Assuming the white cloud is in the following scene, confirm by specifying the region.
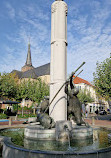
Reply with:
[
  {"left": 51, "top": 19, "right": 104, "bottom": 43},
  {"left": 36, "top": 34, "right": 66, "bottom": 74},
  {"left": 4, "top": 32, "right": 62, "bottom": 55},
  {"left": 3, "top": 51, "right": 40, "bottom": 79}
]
[
  {"left": 18, "top": 4, "right": 49, "bottom": 22},
  {"left": 5, "top": 2, "right": 15, "bottom": 20},
  {"left": 1, "top": 0, "right": 111, "bottom": 83},
  {"left": 67, "top": 9, "right": 111, "bottom": 81}
]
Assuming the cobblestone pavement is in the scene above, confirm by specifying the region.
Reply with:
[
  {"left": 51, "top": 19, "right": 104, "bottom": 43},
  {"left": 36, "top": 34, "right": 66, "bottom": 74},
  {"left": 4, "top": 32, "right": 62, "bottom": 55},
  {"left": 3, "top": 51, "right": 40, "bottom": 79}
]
[
  {"left": 0, "top": 118, "right": 111, "bottom": 129},
  {"left": 0, "top": 120, "right": 28, "bottom": 129},
  {"left": 85, "top": 118, "right": 111, "bottom": 128},
  {"left": 0, "top": 120, "right": 24, "bottom": 126}
]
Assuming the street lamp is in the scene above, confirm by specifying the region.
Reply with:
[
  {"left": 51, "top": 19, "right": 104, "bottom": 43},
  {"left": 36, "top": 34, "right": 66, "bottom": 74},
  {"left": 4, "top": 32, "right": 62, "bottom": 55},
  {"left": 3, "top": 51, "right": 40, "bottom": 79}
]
[{"left": 21, "top": 99, "right": 25, "bottom": 117}]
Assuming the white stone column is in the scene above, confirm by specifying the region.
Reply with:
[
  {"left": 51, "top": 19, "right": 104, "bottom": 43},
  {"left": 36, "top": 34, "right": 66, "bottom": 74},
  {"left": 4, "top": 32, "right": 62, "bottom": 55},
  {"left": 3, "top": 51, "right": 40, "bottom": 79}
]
[{"left": 49, "top": 0, "right": 68, "bottom": 122}]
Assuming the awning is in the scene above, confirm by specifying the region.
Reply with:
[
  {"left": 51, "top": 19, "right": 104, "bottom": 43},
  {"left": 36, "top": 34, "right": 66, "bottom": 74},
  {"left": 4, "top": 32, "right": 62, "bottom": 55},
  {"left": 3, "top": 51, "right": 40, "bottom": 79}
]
[{"left": 0, "top": 100, "right": 20, "bottom": 104}]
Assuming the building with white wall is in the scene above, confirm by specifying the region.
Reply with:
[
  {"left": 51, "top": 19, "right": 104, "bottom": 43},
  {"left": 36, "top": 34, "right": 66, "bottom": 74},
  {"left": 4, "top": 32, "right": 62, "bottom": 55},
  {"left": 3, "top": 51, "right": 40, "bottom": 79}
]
[{"left": 73, "top": 76, "right": 109, "bottom": 113}]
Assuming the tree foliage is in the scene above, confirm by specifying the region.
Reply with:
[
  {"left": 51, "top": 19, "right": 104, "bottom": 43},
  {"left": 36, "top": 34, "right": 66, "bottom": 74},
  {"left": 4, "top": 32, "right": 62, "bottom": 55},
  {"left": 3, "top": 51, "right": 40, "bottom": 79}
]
[
  {"left": 93, "top": 57, "right": 111, "bottom": 100},
  {"left": 0, "top": 73, "right": 18, "bottom": 99},
  {"left": 77, "top": 89, "right": 94, "bottom": 103},
  {"left": 0, "top": 73, "right": 49, "bottom": 103},
  {"left": 17, "top": 78, "right": 49, "bottom": 103}
]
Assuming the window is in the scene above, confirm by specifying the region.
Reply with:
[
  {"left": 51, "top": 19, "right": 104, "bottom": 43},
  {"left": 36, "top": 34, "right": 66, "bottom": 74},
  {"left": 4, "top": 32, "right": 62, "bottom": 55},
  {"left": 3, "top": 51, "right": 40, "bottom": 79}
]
[{"left": 90, "top": 106, "right": 92, "bottom": 113}]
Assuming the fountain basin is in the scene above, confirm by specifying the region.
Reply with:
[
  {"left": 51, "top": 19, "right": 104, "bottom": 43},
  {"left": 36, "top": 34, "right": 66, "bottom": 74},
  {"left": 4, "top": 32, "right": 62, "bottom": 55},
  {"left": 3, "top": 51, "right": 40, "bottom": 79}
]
[
  {"left": 24, "top": 121, "right": 93, "bottom": 142},
  {"left": 2, "top": 136, "right": 111, "bottom": 158},
  {"left": 1, "top": 127, "right": 111, "bottom": 158},
  {"left": 71, "top": 125, "right": 93, "bottom": 140},
  {"left": 24, "top": 126, "right": 56, "bottom": 140}
]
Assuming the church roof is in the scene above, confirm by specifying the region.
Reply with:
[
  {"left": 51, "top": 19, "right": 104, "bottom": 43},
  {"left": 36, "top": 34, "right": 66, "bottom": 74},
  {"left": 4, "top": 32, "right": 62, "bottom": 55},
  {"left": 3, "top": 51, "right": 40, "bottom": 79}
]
[
  {"left": 11, "top": 42, "right": 50, "bottom": 79},
  {"left": 12, "top": 63, "right": 50, "bottom": 79},
  {"left": 34, "top": 63, "right": 50, "bottom": 77},
  {"left": 21, "top": 68, "right": 37, "bottom": 79},
  {"left": 11, "top": 70, "right": 23, "bottom": 78}
]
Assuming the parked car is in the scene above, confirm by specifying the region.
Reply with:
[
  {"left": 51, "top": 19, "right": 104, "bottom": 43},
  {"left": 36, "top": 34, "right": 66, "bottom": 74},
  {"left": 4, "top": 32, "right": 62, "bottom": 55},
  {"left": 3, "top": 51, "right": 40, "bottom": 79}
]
[{"left": 99, "top": 110, "right": 107, "bottom": 115}]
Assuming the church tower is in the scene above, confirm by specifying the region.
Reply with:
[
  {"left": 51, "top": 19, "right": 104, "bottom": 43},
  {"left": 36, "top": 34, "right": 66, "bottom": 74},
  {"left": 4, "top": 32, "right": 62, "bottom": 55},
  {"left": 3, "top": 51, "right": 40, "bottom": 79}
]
[{"left": 21, "top": 42, "right": 34, "bottom": 72}]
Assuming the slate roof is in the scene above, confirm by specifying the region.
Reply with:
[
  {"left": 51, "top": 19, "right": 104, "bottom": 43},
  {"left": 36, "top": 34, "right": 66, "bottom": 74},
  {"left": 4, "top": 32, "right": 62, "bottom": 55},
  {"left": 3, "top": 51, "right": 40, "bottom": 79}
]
[
  {"left": 11, "top": 70, "right": 23, "bottom": 78},
  {"left": 34, "top": 63, "right": 50, "bottom": 77},
  {"left": 11, "top": 63, "right": 50, "bottom": 79},
  {"left": 21, "top": 68, "right": 37, "bottom": 79}
]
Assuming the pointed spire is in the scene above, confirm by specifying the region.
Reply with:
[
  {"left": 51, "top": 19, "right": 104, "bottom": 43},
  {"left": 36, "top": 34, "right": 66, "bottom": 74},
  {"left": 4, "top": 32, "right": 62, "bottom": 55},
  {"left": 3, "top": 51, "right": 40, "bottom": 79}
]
[
  {"left": 25, "top": 40, "right": 32, "bottom": 66},
  {"left": 21, "top": 39, "right": 34, "bottom": 72}
]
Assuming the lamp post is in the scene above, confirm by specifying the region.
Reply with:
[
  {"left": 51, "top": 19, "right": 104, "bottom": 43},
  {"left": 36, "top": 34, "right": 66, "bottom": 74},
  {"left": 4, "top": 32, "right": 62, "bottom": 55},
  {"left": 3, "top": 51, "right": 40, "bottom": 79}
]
[{"left": 21, "top": 99, "right": 25, "bottom": 117}]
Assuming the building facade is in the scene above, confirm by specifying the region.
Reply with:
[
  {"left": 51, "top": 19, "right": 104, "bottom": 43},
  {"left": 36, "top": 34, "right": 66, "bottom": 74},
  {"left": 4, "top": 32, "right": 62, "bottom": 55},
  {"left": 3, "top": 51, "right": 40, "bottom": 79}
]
[{"left": 73, "top": 77, "right": 109, "bottom": 113}]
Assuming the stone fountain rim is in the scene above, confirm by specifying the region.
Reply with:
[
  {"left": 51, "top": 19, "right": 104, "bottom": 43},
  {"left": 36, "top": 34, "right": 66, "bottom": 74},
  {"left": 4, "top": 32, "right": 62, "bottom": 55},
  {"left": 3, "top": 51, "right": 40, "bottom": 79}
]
[{"left": 2, "top": 136, "right": 111, "bottom": 156}]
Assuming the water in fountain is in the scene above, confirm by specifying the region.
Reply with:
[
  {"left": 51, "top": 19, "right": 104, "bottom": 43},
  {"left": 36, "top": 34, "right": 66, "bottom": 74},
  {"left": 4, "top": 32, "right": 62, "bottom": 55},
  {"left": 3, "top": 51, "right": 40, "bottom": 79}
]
[
  {"left": 1, "top": 127, "right": 111, "bottom": 152},
  {"left": 66, "top": 127, "right": 77, "bottom": 152}
]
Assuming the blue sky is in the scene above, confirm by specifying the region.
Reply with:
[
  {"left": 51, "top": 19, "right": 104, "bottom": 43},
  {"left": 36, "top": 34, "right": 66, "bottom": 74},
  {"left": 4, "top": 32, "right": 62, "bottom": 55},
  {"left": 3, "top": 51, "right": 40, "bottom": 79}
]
[{"left": 0, "top": 0, "right": 111, "bottom": 82}]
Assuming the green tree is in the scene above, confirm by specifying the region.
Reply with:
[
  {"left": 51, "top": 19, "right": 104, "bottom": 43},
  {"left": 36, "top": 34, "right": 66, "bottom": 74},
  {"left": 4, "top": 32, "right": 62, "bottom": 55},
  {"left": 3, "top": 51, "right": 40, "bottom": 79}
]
[
  {"left": 77, "top": 89, "right": 94, "bottom": 103},
  {"left": 31, "top": 78, "right": 49, "bottom": 103},
  {"left": 16, "top": 78, "right": 49, "bottom": 103},
  {"left": 0, "top": 73, "right": 18, "bottom": 99},
  {"left": 93, "top": 57, "right": 111, "bottom": 100},
  {"left": 0, "top": 73, "right": 2, "bottom": 96},
  {"left": 0, "top": 73, "right": 49, "bottom": 104}
]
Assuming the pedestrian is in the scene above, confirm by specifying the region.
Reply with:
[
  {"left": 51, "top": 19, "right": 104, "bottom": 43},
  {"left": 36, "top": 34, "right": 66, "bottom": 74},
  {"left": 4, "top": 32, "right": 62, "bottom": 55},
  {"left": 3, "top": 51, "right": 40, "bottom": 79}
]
[{"left": 85, "top": 110, "right": 88, "bottom": 118}]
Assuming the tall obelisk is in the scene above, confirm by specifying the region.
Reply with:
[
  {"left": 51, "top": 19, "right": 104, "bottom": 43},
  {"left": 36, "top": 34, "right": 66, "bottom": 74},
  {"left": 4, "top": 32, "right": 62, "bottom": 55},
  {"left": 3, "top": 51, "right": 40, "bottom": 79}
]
[{"left": 49, "top": 0, "right": 68, "bottom": 122}]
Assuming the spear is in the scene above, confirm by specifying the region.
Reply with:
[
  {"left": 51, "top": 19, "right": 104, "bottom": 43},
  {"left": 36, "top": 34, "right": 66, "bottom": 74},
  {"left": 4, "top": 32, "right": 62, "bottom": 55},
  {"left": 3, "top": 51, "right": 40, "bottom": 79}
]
[
  {"left": 49, "top": 69, "right": 83, "bottom": 115},
  {"left": 43, "top": 62, "right": 86, "bottom": 114}
]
